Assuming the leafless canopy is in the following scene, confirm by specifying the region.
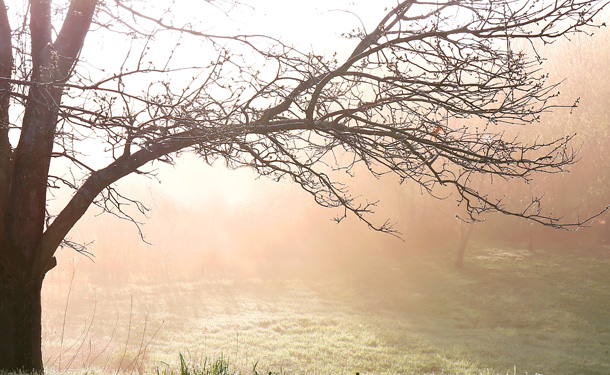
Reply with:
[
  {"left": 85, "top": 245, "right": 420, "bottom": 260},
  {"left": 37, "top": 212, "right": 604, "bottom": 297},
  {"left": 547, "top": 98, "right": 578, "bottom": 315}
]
[{"left": 3, "top": 0, "right": 609, "bottom": 258}]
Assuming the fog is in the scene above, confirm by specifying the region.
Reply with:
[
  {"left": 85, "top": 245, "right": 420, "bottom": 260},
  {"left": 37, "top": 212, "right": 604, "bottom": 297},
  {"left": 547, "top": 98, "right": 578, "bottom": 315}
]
[{"left": 39, "top": 4, "right": 610, "bottom": 375}]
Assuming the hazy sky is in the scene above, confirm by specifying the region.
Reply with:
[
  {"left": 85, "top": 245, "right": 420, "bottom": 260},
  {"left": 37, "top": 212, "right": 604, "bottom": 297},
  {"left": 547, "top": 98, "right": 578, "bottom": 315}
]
[
  {"left": 109, "top": 1, "right": 393, "bottom": 210},
  {"left": 32, "top": 1, "right": 607, "bottom": 272}
]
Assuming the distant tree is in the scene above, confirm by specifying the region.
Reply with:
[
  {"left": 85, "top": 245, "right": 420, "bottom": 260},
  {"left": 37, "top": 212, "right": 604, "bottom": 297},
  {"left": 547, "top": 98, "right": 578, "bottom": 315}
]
[{"left": 1, "top": 0, "right": 608, "bottom": 371}]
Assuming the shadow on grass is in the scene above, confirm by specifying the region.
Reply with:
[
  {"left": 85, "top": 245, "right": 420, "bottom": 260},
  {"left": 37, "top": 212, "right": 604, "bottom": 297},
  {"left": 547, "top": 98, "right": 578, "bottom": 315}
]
[{"left": 335, "top": 244, "right": 610, "bottom": 374}]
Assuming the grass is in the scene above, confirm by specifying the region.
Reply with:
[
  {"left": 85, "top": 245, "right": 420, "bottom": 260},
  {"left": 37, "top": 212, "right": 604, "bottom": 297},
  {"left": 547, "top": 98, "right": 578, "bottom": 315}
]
[
  {"left": 156, "top": 353, "right": 232, "bottom": 375},
  {"left": 40, "top": 242, "right": 610, "bottom": 374}
]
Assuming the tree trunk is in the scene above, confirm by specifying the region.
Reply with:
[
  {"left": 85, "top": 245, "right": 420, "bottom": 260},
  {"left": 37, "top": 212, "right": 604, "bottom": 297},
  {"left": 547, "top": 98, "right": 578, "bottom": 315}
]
[
  {"left": 527, "top": 223, "right": 535, "bottom": 252},
  {"left": 455, "top": 222, "right": 474, "bottom": 269},
  {"left": 0, "top": 266, "right": 44, "bottom": 372}
]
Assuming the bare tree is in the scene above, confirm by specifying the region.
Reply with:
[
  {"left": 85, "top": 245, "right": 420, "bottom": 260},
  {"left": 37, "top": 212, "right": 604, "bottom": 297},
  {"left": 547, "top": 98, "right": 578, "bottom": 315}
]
[{"left": 0, "top": 0, "right": 608, "bottom": 371}]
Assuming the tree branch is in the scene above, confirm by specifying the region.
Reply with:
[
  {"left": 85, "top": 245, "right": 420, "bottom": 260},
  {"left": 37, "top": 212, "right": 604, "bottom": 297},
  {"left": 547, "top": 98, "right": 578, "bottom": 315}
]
[{"left": 54, "top": 0, "right": 98, "bottom": 80}]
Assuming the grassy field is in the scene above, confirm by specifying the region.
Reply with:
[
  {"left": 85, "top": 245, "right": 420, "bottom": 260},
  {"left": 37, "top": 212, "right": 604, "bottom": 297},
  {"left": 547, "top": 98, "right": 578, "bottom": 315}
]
[{"left": 41, "top": 242, "right": 610, "bottom": 375}]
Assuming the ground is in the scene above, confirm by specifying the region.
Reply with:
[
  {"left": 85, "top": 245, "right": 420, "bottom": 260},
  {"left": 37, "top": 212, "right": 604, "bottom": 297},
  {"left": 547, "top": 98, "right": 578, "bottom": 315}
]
[{"left": 41, "top": 242, "right": 610, "bottom": 375}]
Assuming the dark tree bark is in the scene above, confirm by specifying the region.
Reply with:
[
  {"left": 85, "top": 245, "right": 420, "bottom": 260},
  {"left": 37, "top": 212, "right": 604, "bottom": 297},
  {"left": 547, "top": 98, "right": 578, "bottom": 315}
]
[{"left": 0, "top": 269, "right": 44, "bottom": 371}]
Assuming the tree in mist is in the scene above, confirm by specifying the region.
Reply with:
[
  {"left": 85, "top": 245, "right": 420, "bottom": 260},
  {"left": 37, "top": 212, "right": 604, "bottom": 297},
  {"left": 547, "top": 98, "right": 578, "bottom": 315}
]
[{"left": 0, "top": 0, "right": 608, "bottom": 371}]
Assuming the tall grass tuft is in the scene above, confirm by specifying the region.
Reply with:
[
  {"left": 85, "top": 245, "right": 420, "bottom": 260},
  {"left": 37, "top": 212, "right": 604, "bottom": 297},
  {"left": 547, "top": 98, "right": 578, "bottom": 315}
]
[
  {"left": 156, "top": 353, "right": 233, "bottom": 375},
  {"left": 155, "top": 353, "right": 285, "bottom": 375}
]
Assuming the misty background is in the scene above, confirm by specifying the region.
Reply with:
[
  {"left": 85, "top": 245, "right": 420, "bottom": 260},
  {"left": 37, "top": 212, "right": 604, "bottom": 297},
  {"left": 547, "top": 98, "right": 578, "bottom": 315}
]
[
  {"left": 39, "top": 3, "right": 610, "bottom": 374},
  {"left": 53, "top": 23, "right": 610, "bottom": 278}
]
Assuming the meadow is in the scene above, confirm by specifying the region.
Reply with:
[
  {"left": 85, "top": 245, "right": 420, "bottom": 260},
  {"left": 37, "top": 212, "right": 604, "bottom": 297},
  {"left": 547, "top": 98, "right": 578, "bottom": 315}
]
[{"left": 40, "top": 242, "right": 610, "bottom": 375}]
